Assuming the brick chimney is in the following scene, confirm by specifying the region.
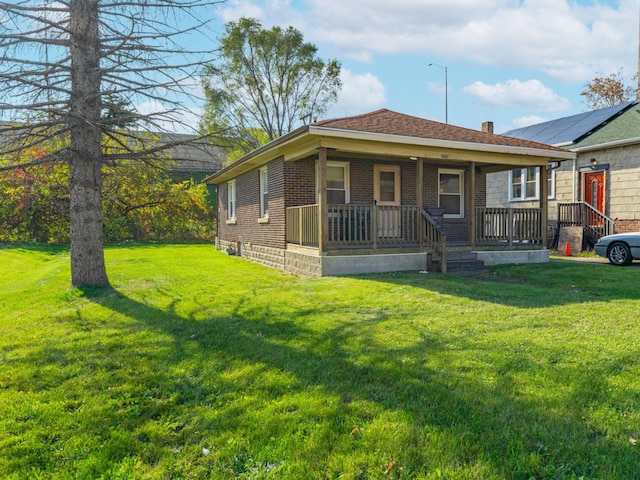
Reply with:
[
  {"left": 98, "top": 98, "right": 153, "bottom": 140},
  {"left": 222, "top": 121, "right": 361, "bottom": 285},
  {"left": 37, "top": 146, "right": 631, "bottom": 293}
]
[{"left": 482, "top": 121, "right": 494, "bottom": 134}]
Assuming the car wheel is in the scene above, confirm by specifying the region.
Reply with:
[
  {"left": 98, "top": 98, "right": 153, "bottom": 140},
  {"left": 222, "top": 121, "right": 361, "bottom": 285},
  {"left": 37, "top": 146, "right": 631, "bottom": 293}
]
[{"left": 608, "top": 242, "right": 632, "bottom": 266}]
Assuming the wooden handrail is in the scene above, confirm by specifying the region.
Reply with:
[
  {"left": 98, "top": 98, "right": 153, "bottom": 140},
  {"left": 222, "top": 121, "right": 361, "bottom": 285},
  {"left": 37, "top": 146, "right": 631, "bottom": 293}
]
[{"left": 421, "top": 209, "right": 447, "bottom": 274}]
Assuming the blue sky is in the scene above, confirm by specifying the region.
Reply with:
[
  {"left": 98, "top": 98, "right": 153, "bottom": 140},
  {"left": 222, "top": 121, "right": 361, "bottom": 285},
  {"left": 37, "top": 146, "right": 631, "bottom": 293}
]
[{"left": 193, "top": 0, "right": 640, "bottom": 134}]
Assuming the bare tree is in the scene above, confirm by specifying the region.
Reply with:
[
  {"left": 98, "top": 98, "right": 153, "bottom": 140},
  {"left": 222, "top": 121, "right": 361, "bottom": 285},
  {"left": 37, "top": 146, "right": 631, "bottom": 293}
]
[
  {"left": 581, "top": 69, "right": 636, "bottom": 110},
  {"left": 0, "top": 0, "right": 222, "bottom": 287}
]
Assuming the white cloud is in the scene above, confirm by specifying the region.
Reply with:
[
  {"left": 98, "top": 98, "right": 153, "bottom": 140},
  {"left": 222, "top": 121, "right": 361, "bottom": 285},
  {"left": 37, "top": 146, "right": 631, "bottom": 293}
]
[
  {"left": 464, "top": 79, "right": 571, "bottom": 113},
  {"left": 218, "top": 0, "right": 638, "bottom": 83},
  {"left": 329, "top": 69, "right": 386, "bottom": 117},
  {"left": 215, "top": 0, "right": 265, "bottom": 22}
]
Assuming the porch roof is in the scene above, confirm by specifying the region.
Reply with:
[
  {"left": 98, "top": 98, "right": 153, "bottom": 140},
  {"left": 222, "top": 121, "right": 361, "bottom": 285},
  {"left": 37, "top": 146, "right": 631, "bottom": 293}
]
[{"left": 205, "top": 109, "right": 575, "bottom": 184}]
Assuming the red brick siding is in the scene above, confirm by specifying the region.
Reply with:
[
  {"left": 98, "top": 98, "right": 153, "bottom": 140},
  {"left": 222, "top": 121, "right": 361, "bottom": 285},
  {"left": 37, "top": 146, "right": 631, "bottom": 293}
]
[
  {"left": 615, "top": 220, "right": 640, "bottom": 233},
  {"left": 218, "top": 154, "right": 487, "bottom": 245},
  {"left": 284, "top": 157, "right": 316, "bottom": 206},
  {"left": 218, "top": 158, "right": 286, "bottom": 249}
]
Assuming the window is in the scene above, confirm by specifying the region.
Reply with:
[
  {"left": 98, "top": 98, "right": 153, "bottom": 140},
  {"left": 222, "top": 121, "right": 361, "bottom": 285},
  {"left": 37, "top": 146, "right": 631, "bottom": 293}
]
[
  {"left": 547, "top": 167, "right": 556, "bottom": 199},
  {"left": 259, "top": 166, "right": 268, "bottom": 218},
  {"left": 227, "top": 179, "right": 236, "bottom": 221},
  {"left": 317, "top": 161, "right": 350, "bottom": 204},
  {"left": 509, "top": 167, "right": 555, "bottom": 201},
  {"left": 374, "top": 165, "right": 401, "bottom": 205},
  {"left": 439, "top": 169, "right": 464, "bottom": 218}
]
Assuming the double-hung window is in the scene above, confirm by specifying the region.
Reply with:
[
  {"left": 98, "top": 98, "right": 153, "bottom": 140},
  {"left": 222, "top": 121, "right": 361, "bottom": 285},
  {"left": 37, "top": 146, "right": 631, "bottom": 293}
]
[
  {"left": 227, "top": 179, "right": 236, "bottom": 221},
  {"left": 509, "top": 167, "right": 555, "bottom": 201},
  {"left": 438, "top": 169, "right": 464, "bottom": 218},
  {"left": 318, "top": 161, "right": 350, "bottom": 204},
  {"left": 259, "top": 166, "right": 268, "bottom": 218}
]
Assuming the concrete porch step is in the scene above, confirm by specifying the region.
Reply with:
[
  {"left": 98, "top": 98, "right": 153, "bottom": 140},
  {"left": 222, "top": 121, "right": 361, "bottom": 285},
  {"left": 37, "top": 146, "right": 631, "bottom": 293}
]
[{"left": 432, "top": 250, "right": 490, "bottom": 275}]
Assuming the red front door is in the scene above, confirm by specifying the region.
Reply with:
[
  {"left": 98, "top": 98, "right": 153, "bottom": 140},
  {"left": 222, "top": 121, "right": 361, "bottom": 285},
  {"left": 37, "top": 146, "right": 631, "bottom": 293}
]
[
  {"left": 583, "top": 170, "right": 605, "bottom": 212},
  {"left": 583, "top": 170, "right": 605, "bottom": 226}
]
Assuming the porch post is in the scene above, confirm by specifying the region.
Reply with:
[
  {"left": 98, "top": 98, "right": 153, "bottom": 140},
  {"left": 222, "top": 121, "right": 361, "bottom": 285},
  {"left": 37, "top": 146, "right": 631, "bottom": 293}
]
[
  {"left": 318, "top": 147, "right": 328, "bottom": 254},
  {"left": 469, "top": 162, "right": 476, "bottom": 249},
  {"left": 417, "top": 158, "right": 424, "bottom": 249},
  {"left": 540, "top": 163, "right": 548, "bottom": 244}
]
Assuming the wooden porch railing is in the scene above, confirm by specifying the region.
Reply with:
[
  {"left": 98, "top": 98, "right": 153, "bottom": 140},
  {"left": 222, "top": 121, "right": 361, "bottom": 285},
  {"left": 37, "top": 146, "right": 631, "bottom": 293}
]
[
  {"left": 557, "top": 202, "right": 614, "bottom": 242},
  {"left": 286, "top": 204, "right": 420, "bottom": 247},
  {"left": 476, "top": 207, "right": 544, "bottom": 245},
  {"left": 286, "top": 204, "right": 319, "bottom": 246},
  {"left": 421, "top": 209, "right": 447, "bottom": 275},
  {"left": 287, "top": 204, "right": 546, "bottom": 253}
]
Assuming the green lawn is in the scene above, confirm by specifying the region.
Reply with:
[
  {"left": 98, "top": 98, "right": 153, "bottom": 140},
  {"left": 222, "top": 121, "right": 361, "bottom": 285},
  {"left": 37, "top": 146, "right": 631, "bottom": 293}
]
[{"left": 1, "top": 244, "right": 639, "bottom": 479}]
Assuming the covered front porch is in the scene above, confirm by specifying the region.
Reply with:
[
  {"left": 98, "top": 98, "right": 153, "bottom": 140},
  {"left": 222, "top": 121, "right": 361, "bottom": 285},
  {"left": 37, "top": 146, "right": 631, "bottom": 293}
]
[
  {"left": 286, "top": 202, "right": 546, "bottom": 274},
  {"left": 282, "top": 147, "right": 552, "bottom": 275}
]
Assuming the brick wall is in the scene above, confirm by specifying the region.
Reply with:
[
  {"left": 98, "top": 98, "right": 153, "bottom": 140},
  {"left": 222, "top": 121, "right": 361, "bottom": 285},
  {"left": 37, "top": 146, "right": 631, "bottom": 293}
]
[
  {"left": 218, "top": 154, "right": 487, "bottom": 247},
  {"left": 615, "top": 220, "right": 640, "bottom": 233},
  {"left": 218, "top": 157, "right": 286, "bottom": 249}
]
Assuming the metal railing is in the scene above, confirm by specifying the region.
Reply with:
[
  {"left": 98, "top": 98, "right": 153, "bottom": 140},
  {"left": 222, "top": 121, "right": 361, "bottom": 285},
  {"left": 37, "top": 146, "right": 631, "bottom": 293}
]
[{"left": 557, "top": 202, "right": 615, "bottom": 242}]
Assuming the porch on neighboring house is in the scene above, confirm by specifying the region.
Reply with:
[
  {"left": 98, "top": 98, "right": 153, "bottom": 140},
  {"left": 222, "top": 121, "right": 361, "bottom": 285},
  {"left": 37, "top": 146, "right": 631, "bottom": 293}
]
[{"left": 553, "top": 202, "right": 615, "bottom": 251}]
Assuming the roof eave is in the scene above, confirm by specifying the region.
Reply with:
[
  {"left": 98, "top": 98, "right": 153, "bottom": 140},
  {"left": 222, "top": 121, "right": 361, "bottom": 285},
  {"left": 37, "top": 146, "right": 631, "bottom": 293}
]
[
  {"left": 309, "top": 126, "right": 576, "bottom": 160},
  {"left": 203, "top": 125, "right": 309, "bottom": 184},
  {"left": 571, "top": 136, "right": 640, "bottom": 153}
]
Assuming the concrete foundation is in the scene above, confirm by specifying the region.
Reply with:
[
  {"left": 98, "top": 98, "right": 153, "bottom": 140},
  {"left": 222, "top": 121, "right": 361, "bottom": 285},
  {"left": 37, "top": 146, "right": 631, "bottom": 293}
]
[
  {"left": 217, "top": 238, "right": 549, "bottom": 275},
  {"left": 474, "top": 248, "right": 549, "bottom": 266}
]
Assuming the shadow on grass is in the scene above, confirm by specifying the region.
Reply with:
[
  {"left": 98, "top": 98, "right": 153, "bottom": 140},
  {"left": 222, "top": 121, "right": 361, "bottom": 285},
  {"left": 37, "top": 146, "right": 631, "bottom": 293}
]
[
  {"left": 52, "top": 284, "right": 640, "bottom": 478},
  {"left": 355, "top": 259, "right": 640, "bottom": 308}
]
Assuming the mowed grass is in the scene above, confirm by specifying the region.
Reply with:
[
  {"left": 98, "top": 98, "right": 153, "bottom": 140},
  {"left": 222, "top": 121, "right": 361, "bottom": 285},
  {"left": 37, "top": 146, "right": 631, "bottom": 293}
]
[{"left": 1, "top": 244, "right": 640, "bottom": 479}]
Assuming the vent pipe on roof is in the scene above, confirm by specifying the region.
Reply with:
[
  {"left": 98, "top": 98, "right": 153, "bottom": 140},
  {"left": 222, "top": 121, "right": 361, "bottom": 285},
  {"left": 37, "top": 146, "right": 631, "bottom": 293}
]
[{"left": 482, "top": 121, "right": 494, "bottom": 134}]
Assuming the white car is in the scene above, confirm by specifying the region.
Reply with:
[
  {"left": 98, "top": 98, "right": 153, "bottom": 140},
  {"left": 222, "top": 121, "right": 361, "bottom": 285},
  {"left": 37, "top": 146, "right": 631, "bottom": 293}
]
[{"left": 594, "top": 232, "right": 640, "bottom": 266}]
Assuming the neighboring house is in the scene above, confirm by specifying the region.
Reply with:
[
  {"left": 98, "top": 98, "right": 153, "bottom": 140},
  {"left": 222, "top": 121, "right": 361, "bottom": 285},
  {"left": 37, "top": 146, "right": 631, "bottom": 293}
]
[
  {"left": 204, "top": 109, "right": 574, "bottom": 276},
  {"left": 0, "top": 125, "right": 224, "bottom": 179},
  {"left": 489, "top": 102, "right": 639, "bottom": 250},
  {"left": 157, "top": 133, "right": 225, "bottom": 179}
]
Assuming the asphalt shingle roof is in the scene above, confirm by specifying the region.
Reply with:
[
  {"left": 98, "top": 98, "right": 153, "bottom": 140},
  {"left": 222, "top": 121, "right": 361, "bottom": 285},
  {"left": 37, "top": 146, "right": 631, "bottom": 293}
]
[{"left": 312, "top": 109, "right": 568, "bottom": 153}]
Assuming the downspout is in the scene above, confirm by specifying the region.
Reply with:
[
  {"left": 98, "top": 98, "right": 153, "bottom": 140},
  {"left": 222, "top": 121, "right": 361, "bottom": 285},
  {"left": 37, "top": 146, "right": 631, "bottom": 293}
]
[{"left": 572, "top": 158, "right": 577, "bottom": 202}]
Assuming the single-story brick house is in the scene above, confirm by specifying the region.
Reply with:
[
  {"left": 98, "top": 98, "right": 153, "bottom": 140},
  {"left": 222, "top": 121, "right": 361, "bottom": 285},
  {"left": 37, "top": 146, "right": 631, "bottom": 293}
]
[{"left": 204, "top": 109, "right": 574, "bottom": 276}]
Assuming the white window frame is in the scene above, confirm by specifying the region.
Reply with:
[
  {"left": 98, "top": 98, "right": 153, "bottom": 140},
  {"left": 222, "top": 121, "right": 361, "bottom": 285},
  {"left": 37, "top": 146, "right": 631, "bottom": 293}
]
[
  {"left": 508, "top": 167, "right": 555, "bottom": 201},
  {"left": 547, "top": 167, "right": 556, "bottom": 200},
  {"left": 374, "top": 164, "right": 401, "bottom": 206},
  {"left": 438, "top": 168, "right": 464, "bottom": 219},
  {"left": 259, "top": 166, "right": 268, "bottom": 218},
  {"left": 316, "top": 161, "right": 350, "bottom": 204},
  {"left": 227, "top": 179, "right": 236, "bottom": 222}
]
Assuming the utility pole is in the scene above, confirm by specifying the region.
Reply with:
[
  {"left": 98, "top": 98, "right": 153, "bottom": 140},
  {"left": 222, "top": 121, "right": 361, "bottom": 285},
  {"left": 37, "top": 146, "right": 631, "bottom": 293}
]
[{"left": 428, "top": 63, "right": 448, "bottom": 123}]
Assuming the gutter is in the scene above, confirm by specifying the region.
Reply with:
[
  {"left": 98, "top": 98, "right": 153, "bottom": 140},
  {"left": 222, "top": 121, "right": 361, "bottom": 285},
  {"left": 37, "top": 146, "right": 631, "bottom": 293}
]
[
  {"left": 309, "top": 126, "right": 576, "bottom": 160},
  {"left": 203, "top": 125, "right": 309, "bottom": 183},
  {"left": 571, "top": 136, "right": 640, "bottom": 153}
]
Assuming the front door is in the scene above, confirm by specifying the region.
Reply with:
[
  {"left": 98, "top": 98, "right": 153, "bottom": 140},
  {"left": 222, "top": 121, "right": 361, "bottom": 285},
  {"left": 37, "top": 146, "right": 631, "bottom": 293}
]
[
  {"left": 583, "top": 170, "right": 605, "bottom": 226},
  {"left": 374, "top": 165, "right": 401, "bottom": 238}
]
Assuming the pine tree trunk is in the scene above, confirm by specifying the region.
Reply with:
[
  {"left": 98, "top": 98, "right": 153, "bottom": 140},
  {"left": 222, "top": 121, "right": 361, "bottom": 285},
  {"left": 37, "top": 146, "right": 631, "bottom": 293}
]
[{"left": 69, "top": 0, "right": 109, "bottom": 287}]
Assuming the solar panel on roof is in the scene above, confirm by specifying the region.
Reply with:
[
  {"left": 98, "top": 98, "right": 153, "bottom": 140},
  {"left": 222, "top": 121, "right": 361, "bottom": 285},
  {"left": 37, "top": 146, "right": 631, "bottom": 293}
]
[{"left": 501, "top": 102, "right": 632, "bottom": 146}]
